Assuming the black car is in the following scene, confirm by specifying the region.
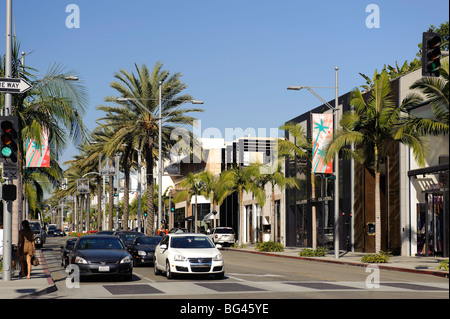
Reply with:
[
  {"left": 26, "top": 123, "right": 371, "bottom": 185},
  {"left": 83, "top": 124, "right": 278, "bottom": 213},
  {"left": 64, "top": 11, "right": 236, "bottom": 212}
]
[
  {"left": 60, "top": 238, "right": 77, "bottom": 267},
  {"left": 114, "top": 230, "right": 145, "bottom": 247},
  {"left": 54, "top": 229, "right": 66, "bottom": 237},
  {"left": 69, "top": 235, "right": 133, "bottom": 281},
  {"left": 127, "top": 236, "right": 162, "bottom": 266}
]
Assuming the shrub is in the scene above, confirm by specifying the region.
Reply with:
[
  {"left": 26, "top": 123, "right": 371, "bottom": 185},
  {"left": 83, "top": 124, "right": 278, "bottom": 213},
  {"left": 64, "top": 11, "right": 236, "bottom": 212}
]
[
  {"left": 437, "top": 259, "right": 449, "bottom": 271},
  {"left": 361, "top": 250, "right": 392, "bottom": 263},
  {"left": 255, "top": 241, "right": 284, "bottom": 252},
  {"left": 298, "top": 246, "right": 328, "bottom": 257}
]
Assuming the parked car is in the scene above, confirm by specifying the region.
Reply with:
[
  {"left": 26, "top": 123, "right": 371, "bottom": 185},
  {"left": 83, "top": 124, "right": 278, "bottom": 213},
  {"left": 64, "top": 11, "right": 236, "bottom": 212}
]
[
  {"left": 69, "top": 235, "right": 133, "bottom": 280},
  {"left": 60, "top": 238, "right": 77, "bottom": 267},
  {"left": 127, "top": 236, "right": 162, "bottom": 266},
  {"left": 208, "top": 227, "right": 236, "bottom": 246},
  {"left": 153, "top": 233, "right": 224, "bottom": 279},
  {"left": 114, "top": 230, "right": 146, "bottom": 247},
  {"left": 29, "top": 220, "right": 46, "bottom": 248}
]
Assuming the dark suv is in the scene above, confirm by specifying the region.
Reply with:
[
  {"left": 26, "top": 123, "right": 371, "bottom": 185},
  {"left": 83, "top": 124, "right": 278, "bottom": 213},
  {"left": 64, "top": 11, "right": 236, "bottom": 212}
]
[{"left": 29, "top": 220, "right": 46, "bottom": 248}]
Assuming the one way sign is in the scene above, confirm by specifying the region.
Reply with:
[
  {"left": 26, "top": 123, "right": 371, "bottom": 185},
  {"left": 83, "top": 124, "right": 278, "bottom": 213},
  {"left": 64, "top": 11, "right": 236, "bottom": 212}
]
[{"left": 0, "top": 77, "right": 32, "bottom": 94}]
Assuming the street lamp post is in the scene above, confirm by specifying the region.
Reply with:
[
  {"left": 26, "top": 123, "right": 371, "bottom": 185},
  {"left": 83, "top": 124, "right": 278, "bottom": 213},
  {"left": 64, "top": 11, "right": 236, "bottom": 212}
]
[{"left": 287, "top": 67, "right": 340, "bottom": 259}]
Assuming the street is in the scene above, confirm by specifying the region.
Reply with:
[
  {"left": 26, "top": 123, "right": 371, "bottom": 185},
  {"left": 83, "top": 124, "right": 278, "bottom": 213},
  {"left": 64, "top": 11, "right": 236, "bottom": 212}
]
[{"left": 39, "top": 236, "right": 448, "bottom": 299}]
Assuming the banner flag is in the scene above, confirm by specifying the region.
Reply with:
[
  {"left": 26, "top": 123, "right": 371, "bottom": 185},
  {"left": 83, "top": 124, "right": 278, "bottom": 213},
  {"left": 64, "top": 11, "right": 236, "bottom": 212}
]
[
  {"left": 311, "top": 113, "right": 333, "bottom": 173},
  {"left": 26, "top": 129, "right": 50, "bottom": 167}
]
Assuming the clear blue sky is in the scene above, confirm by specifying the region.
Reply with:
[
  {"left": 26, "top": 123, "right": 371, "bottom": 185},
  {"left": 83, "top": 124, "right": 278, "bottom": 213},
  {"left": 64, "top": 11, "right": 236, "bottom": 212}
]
[{"left": 1, "top": 0, "right": 449, "bottom": 167}]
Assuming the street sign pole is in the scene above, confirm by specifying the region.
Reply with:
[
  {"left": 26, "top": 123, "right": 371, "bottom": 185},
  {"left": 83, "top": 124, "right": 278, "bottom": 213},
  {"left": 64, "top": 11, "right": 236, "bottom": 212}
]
[{"left": 3, "top": 0, "right": 13, "bottom": 282}]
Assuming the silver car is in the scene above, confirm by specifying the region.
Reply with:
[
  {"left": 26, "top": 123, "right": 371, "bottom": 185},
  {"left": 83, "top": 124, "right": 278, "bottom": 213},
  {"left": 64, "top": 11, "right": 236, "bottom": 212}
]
[{"left": 209, "top": 227, "right": 236, "bottom": 246}]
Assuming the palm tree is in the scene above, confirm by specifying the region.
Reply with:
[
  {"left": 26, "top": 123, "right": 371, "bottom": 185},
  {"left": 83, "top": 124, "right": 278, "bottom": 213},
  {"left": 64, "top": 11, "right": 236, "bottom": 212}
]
[
  {"left": 395, "top": 57, "right": 449, "bottom": 137},
  {"left": 324, "top": 70, "right": 427, "bottom": 253},
  {"left": 197, "top": 170, "right": 229, "bottom": 228},
  {"left": 278, "top": 123, "right": 311, "bottom": 160},
  {"left": 96, "top": 62, "right": 203, "bottom": 235},
  {"left": 220, "top": 164, "right": 264, "bottom": 245},
  {"left": 174, "top": 172, "right": 204, "bottom": 233},
  {"left": 257, "top": 162, "right": 299, "bottom": 242},
  {"left": 2, "top": 39, "right": 88, "bottom": 224}
]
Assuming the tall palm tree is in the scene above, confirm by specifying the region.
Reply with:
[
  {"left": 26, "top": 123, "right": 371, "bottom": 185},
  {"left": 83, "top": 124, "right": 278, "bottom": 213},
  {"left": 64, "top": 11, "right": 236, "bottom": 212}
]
[
  {"left": 324, "top": 70, "right": 427, "bottom": 253},
  {"left": 220, "top": 164, "right": 265, "bottom": 245},
  {"left": 197, "top": 170, "right": 229, "bottom": 228},
  {"left": 2, "top": 39, "right": 88, "bottom": 224},
  {"left": 96, "top": 62, "right": 203, "bottom": 235},
  {"left": 257, "top": 162, "right": 299, "bottom": 242},
  {"left": 174, "top": 172, "right": 204, "bottom": 233}
]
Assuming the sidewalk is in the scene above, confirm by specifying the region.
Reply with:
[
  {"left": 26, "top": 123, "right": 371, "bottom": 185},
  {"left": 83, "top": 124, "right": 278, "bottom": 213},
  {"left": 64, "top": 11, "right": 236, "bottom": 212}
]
[
  {"left": 0, "top": 249, "right": 56, "bottom": 299},
  {"left": 227, "top": 245, "right": 449, "bottom": 278}
]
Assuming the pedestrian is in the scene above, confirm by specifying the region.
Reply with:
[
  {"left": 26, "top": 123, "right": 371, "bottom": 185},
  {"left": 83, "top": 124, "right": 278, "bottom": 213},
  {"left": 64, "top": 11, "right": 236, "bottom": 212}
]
[{"left": 18, "top": 220, "right": 35, "bottom": 279}]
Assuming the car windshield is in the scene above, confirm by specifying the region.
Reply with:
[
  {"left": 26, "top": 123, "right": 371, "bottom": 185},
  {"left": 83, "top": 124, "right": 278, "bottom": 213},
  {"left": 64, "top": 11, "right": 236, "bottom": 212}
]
[
  {"left": 171, "top": 236, "right": 215, "bottom": 249},
  {"left": 136, "top": 237, "right": 161, "bottom": 245},
  {"left": 77, "top": 237, "right": 124, "bottom": 250},
  {"left": 118, "top": 233, "right": 144, "bottom": 242},
  {"left": 29, "top": 223, "right": 41, "bottom": 231}
]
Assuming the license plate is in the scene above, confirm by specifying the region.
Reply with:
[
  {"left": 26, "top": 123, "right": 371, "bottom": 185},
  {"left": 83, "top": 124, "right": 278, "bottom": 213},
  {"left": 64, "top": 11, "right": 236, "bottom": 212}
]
[{"left": 98, "top": 265, "right": 110, "bottom": 272}]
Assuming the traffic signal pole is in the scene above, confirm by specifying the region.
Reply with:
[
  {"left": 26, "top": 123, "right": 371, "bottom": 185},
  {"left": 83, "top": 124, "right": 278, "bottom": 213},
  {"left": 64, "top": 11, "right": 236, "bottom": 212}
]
[{"left": 3, "top": 0, "right": 13, "bottom": 281}]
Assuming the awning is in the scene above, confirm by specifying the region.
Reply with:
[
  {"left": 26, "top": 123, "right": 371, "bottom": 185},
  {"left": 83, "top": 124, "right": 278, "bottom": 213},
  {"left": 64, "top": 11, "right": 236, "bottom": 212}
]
[{"left": 408, "top": 163, "right": 449, "bottom": 177}]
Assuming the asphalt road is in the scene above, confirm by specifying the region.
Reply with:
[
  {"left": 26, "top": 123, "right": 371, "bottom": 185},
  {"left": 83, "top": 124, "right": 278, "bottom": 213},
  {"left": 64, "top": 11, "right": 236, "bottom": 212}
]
[{"left": 40, "top": 236, "right": 449, "bottom": 300}]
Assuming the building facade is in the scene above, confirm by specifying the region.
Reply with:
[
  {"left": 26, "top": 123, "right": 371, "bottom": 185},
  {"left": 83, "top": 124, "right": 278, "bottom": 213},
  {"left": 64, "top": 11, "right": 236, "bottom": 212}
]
[{"left": 284, "top": 66, "right": 449, "bottom": 257}]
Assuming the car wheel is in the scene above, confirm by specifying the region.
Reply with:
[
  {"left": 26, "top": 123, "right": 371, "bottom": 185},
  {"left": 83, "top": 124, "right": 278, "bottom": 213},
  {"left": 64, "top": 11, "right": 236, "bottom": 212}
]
[
  {"left": 154, "top": 257, "right": 161, "bottom": 275},
  {"left": 166, "top": 260, "right": 174, "bottom": 279}
]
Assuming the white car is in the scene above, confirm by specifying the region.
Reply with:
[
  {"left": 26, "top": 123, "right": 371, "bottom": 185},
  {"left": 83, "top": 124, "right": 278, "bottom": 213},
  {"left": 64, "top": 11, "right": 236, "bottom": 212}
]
[{"left": 153, "top": 233, "right": 225, "bottom": 279}]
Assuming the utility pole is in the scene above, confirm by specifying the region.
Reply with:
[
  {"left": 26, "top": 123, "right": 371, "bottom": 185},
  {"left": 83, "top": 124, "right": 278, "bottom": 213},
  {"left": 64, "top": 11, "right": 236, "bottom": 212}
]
[{"left": 3, "top": 0, "right": 13, "bottom": 281}]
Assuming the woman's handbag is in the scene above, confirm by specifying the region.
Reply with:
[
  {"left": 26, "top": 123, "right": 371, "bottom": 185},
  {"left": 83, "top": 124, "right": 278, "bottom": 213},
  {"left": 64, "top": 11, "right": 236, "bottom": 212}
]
[{"left": 31, "top": 255, "right": 39, "bottom": 266}]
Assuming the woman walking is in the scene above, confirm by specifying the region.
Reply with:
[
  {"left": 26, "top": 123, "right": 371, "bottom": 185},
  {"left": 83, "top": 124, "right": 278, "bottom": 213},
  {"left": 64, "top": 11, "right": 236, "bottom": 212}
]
[{"left": 18, "top": 220, "right": 35, "bottom": 279}]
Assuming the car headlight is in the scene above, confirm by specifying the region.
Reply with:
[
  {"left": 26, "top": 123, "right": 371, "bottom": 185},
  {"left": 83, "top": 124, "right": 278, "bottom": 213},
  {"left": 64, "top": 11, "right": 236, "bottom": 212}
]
[
  {"left": 75, "top": 256, "right": 88, "bottom": 264},
  {"left": 120, "top": 256, "right": 131, "bottom": 263},
  {"left": 138, "top": 250, "right": 147, "bottom": 256},
  {"left": 213, "top": 254, "right": 223, "bottom": 261},
  {"left": 174, "top": 255, "right": 188, "bottom": 262}
]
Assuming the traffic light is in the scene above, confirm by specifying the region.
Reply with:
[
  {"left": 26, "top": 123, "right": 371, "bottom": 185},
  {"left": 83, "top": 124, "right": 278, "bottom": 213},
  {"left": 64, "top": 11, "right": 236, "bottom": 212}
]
[
  {"left": 171, "top": 202, "right": 175, "bottom": 213},
  {"left": 422, "top": 32, "right": 442, "bottom": 77},
  {"left": 143, "top": 211, "right": 147, "bottom": 217},
  {"left": 114, "top": 187, "right": 118, "bottom": 196},
  {"left": 1, "top": 184, "right": 17, "bottom": 201},
  {"left": 0, "top": 116, "right": 18, "bottom": 163}
]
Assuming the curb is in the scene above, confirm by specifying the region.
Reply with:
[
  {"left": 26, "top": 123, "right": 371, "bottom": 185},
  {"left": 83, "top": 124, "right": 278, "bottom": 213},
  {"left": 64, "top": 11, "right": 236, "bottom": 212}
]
[
  {"left": 17, "top": 250, "right": 58, "bottom": 299},
  {"left": 226, "top": 248, "right": 449, "bottom": 279}
]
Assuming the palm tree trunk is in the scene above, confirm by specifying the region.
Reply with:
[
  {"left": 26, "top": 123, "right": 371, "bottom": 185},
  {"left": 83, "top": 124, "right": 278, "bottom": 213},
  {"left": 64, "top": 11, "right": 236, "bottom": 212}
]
[
  {"left": 108, "top": 175, "right": 114, "bottom": 230},
  {"left": 271, "top": 188, "right": 275, "bottom": 242},
  {"left": 194, "top": 195, "right": 198, "bottom": 233},
  {"left": 375, "top": 171, "right": 381, "bottom": 253},
  {"left": 374, "top": 146, "right": 381, "bottom": 253},
  {"left": 97, "top": 174, "right": 102, "bottom": 231},
  {"left": 239, "top": 188, "right": 244, "bottom": 245},
  {"left": 145, "top": 137, "right": 155, "bottom": 235},
  {"left": 123, "top": 161, "right": 130, "bottom": 230}
]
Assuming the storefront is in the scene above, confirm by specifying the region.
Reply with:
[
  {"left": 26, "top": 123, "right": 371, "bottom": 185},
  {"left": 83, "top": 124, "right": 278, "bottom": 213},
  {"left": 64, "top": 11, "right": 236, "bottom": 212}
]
[{"left": 409, "top": 164, "right": 449, "bottom": 257}]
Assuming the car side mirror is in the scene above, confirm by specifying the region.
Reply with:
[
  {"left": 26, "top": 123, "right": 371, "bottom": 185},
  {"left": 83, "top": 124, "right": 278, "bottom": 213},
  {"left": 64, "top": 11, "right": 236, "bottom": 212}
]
[
  {"left": 160, "top": 244, "right": 167, "bottom": 250},
  {"left": 215, "top": 244, "right": 222, "bottom": 249}
]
